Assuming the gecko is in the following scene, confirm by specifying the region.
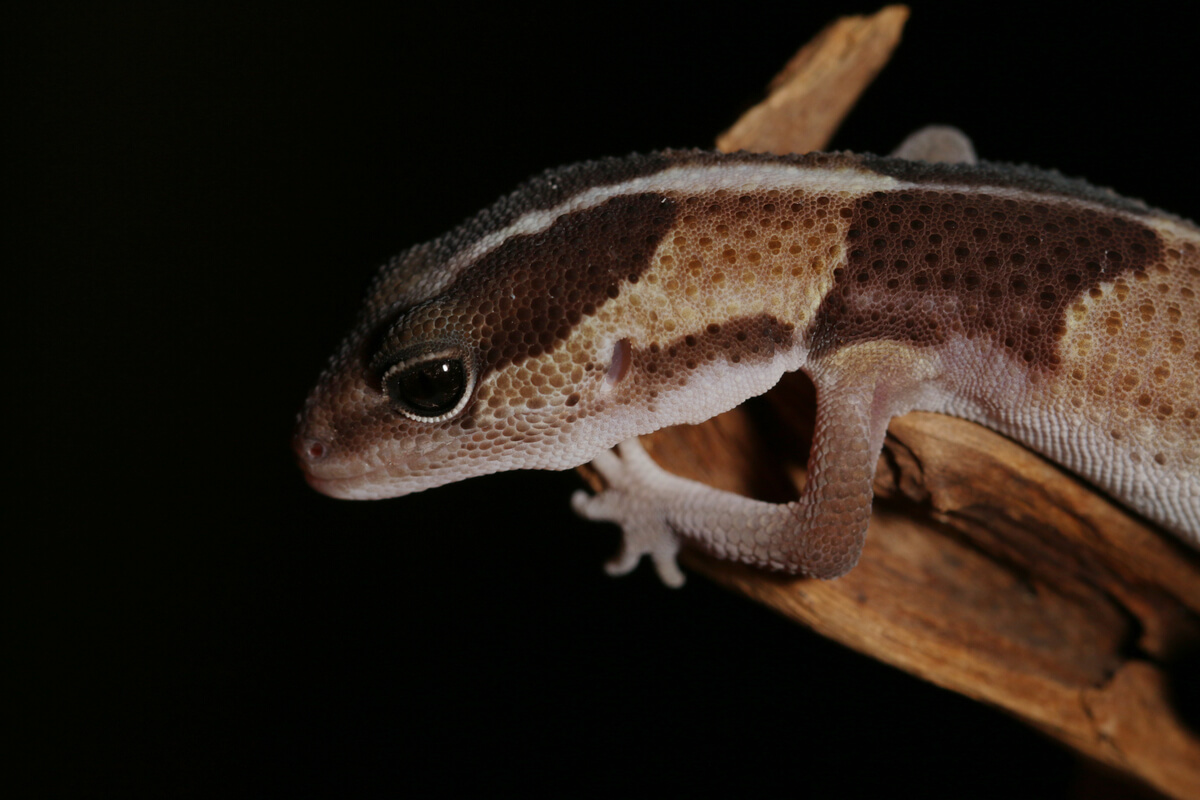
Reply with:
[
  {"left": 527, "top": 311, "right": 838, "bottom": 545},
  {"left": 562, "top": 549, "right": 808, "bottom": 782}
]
[{"left": 294, "top": 127, "right": 1200, "bottom": 587}]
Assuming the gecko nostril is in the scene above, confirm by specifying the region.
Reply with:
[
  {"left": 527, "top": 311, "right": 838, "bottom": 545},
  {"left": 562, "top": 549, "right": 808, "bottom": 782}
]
[{"left": 294, "top": 434, "right": 329, "bottom": 463}]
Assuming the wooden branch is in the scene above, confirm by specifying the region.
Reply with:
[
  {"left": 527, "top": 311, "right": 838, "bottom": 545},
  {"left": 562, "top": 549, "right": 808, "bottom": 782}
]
[
  {"left": 580, "top": 6, "right": 1200, "bottom": 798},
  {"left": 715, "top": 5, "right": 908, "bottom": 156}
]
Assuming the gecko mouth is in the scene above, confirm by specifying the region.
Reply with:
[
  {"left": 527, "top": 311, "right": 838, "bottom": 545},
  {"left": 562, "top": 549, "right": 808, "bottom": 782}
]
[
  {"left": 293, "top": 425, "right": 476, "bottom": 499},
  {"left": 297, "top": 453, "right": 454, "bottom": 501},
  {"left": 301, "top": 469, "right": 391, "bottom": 500}
]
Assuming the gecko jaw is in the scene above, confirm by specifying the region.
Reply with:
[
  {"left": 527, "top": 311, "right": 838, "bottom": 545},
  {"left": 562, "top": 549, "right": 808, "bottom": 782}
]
[
  {"left": 301, "top": 469, "right": 394, "bottom": 500},
  {"left": 295, "top": 439, "right": 478, "bottom": 500}
]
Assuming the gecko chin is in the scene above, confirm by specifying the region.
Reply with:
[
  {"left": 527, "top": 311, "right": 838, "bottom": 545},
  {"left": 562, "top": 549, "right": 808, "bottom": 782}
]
[
  {"left": 300, "top": 464, "right": 452, "bottom": 501},
  {"left": 300, "top": 469, "right": 381, "bottom": 500}
]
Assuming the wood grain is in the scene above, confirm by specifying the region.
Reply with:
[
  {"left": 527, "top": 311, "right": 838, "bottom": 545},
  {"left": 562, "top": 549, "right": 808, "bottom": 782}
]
[{"left": 580, "top": 6, "right": 1200, "bottom": 798}]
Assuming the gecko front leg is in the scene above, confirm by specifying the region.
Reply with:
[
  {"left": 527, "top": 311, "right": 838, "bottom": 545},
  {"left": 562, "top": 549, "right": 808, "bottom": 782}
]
[
  {"left": 572, "top": 439, "right": 690, "bottom": 587},
  {"left": 572, "top": 345, "right": 941, "bottom": 585}
]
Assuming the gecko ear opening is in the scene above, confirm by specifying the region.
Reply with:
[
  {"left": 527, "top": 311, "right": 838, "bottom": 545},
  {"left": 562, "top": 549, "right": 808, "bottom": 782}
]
[{"left": 604, "top": 338, "right": 632, "bottom": 389}]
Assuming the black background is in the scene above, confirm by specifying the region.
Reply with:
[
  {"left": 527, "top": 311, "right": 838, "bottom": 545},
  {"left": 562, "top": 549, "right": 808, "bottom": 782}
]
[{"left": 15, "top": 3, "right": 1199, "bottom": 797}]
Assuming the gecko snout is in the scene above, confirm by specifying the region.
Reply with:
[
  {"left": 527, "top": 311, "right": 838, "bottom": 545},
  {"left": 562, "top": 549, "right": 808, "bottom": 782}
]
[{"left": 293, "top": 430, "right": 350, "bottom": 498}]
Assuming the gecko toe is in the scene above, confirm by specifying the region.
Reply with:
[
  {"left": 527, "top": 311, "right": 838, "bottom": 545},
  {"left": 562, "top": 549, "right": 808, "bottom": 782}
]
[{"left": 649, "top": 551, "right": 686, "bottom": 588}]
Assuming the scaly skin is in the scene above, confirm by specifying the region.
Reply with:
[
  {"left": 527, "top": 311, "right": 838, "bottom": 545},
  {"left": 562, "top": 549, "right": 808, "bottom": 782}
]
[{"left": 296, "top": 145, "right": 1199, "bottom": 583}]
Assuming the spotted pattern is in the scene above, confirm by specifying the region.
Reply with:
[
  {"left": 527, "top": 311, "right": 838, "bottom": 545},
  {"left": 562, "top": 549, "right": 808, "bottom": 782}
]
[
  {"left": 804, "top": 187, "right": 1198, "bottom": 512},
  {"left": 534, "top": 186, "right": 854, "bottom": 423},
  {"left": 1052, "top": 229, "right": 1200, "bottom": 477},
  {"left": 810, "top": 188, "right": 1162, "bottom": 368},
  {"left": 297, "top": 150, "right": 1199, "bottom": 543}
]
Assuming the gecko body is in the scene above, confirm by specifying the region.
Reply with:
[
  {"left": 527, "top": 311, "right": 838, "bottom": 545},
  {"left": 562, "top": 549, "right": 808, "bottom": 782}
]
[{"left": 296, "top": 133, "right": 1200, "bottom": 585}]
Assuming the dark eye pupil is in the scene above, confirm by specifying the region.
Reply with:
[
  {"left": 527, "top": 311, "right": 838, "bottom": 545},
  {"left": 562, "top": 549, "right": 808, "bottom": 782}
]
[{"left": 387, "top": 358, "right": 466, "bottom": 416}]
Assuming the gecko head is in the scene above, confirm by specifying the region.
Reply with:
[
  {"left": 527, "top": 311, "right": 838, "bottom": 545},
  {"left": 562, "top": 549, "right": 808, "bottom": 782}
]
[{"left": 294, "top": 282, "right": 659, "bottom": 500}]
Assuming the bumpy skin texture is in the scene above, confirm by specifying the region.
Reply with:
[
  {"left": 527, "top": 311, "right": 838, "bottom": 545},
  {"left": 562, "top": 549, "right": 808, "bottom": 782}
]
[{"left": 297, "top": 147, "right": 1200, "bottom": 583}]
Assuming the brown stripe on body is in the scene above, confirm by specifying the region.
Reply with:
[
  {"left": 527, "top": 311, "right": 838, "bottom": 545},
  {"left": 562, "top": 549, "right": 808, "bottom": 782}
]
[
  {"left": 628, "top": 314, "right": 796, "bottom": 401},
  {"left": 361, "top": 153, "right": 683, "bottom": 318},
  {"left": 483, "top": 313, "right": 798, "bottom": 440},
  {"left": 388, "top": 192, "right": 680, "bottom": 380},
  {"left": 807, "top": 189, "right": 1164, "bottom": 370},
  {"left": 431, "top": 153, "right": 682, "bottom": 268}
]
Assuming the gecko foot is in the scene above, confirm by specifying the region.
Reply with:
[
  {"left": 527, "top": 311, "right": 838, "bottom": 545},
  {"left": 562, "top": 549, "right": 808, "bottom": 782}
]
[{"left": 571, "top": 439, "right": 685, "bottom": 588}]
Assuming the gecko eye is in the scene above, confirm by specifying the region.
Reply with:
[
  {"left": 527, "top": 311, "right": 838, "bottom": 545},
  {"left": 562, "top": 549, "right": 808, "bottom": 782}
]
[{"left": 381, "top": 347, "right": 474, "bottom": 422}]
